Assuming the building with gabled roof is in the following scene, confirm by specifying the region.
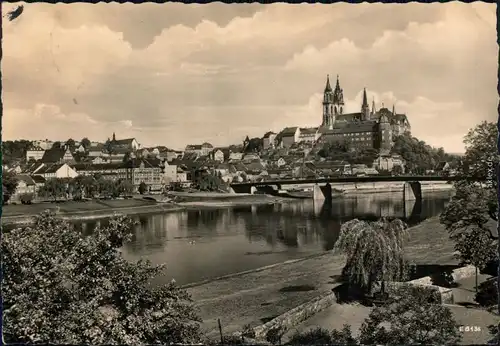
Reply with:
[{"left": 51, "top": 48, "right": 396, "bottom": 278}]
[
  {"left": 276, "top": 127, "right": 300, "bottom": 149},
  {"left": 262, "top": 131, "right": 277, "bottom": 150},
  {"left": 40, "top": 147, "right": 75, "bottom": 164},
  {"left": 298, "top": 127, "right": 320, "bottom": 143},
  {"left": 32, "top": 163, "right": 79, "bottom": 179},
  {"left": 109, "top": 133, "right": 141, "bottom": 151}
]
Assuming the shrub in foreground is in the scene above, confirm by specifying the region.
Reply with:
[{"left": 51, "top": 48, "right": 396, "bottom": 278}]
[
  {"left": 475, "top": 277, "right": 498, "bottom": 308},
  {"left": 2, "top": 211, "right": 202, "bottom": 344}
]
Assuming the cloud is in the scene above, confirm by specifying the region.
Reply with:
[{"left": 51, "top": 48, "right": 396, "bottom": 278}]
[
  {"left": 3, "top": 104, "right": 136, "bottom": 142},
  {"left": 2, "top": 2, "right": 496, "bottom": 153}
]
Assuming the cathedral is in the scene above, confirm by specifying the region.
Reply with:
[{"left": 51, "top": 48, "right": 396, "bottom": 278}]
[{"left": 318, "top": 75, "right": 411, "bottom": 154}]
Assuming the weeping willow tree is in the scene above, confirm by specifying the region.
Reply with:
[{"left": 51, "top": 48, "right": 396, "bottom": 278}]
[{"left": 334, "top": 218, "right": 410, "bottom": 297}]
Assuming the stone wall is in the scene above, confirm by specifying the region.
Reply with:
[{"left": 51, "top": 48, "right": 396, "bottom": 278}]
[
  {"left": 450, "top": 265, "right": 477, "bottom": 281},
  {"left": 250, "top": 265, "right": 477, "bottom": 342},
  {"left": 252, "top": 292, "right": 336, "bottom": 340},
  {"left": 376, "top": 265, "right": 477, "bottom": 304},
  {"left": 383, "top": 282, "right": 454, "bottom": 304}
]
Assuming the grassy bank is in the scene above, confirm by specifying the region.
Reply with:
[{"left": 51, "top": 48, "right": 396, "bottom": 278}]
[
  {"left": 1, "top": 198, "right": 183, "bottom": 226},
  {"left": 187, "top": 216, "right": 460, "bottom": 339}
]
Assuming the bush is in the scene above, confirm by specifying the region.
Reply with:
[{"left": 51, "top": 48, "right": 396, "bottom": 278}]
[
  {"left": 287, "top": 327, "right": 333, "bottom": 345},
  {"left": 204, "top": 335, "right": 246, "bottom": 345},
  {"left": 475, "top": 277, "right": 497, "bottom": 307},
  {"left": 241, "top": 324, "right": 256, "bottom": 339},
  {"left": 286, "top": 325, "right": 357, "bottom": 345},
  {"left": 3, "top": 211, "right": 202, "bottom": 344},
  {"left": 19, "top": 193, "right": 33, "bottom": 205},
  {"left": 138, "top": 182, "right": 148, "bottom": 195},
  {"left": 359, "top": 285, "right": 461, "bottom": 345},
  {"left": 266, "top": 326, "right": 284, "bottom": 345},
  {"left": 331, "top": 325, "right": 357, "bottom": 344}
]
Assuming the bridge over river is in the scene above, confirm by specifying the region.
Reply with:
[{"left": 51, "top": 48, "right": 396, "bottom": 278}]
[{"left": 230, "top": 175, "right": 483, "bottom": 219}]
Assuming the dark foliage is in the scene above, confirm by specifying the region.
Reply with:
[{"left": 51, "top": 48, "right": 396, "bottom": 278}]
[{"left": 475, "top": 278, "right": 498, "bottom": 308}]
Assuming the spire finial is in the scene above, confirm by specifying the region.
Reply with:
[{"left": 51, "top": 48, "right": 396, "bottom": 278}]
[
  {"left": 324, "top": 74, "right": 332, "bottom": 92},
  {"left": 362, "top": 88, "right": 368, "bottom": 107}
]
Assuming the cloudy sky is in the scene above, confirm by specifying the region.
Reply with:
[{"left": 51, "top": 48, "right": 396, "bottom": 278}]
[{"left": 2, "top": 2, "right": 497, "bottom": 152}]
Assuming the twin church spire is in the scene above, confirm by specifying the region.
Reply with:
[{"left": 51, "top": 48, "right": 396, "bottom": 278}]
[
  {"left": 322, "top": 74, "right": 345, "bottom": 127},
  {"left": 322, "top": 74, "right": 396, "bottom": 126}
]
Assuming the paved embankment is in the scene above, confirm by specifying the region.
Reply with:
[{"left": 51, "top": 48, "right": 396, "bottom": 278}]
[{"left": 187, "top": 216, "right": 459, "bottom": 339}]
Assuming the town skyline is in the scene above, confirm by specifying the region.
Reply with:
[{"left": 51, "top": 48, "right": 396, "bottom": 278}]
[{"left": 2, "top": 2, "right": 496, "bottom": 153}]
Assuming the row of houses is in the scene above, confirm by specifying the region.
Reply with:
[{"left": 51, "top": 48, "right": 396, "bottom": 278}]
[{"left": 262, "top": 127, "right": 322, "bottom": 150}]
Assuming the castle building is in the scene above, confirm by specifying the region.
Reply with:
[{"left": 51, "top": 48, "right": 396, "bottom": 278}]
[{"left": 318, "top": 75, "right": 411, "bottom": 154}]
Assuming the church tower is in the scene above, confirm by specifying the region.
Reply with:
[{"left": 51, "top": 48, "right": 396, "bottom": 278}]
[
  {"left": 371, "top": 97, "right": 376, "bottom": 117},
  {"left": 332, "top": 75, "right": 344, "bottom": 116},
  {"left": 322, "top": 75, "right": 335, "bottom": 128},
  {"left": 361, "top": 88, "right": 370, "bottom": 120}
]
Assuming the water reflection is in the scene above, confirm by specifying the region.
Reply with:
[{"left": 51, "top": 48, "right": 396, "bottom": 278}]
[{"left": 77, "top": 191, "right": 451, "bottom": 285}]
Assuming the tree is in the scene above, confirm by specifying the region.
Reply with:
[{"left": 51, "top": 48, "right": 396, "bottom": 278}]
[
  {"left": 391, "top": 133, "right": 454, "bottom": 174},
  {"left": 81, "top": 137, "right": 91, "bottom": 150},
  {"left": 243, "top": 137, "right": 263, "bottom": 153},
  {"left": 318, "top": 140, "right": 350, "bottom": 160},
  {"left": 453, "top": 225, "right": 497, "bottom": 292},
  {"left": 334, "top": 218, "right": 410, "bottom": 298},
  {"left": 20, "top": 193, "right": 34, "bottom": 204},
  {"left": 66, "top": 138, "right": 76, "bottom": 149},
  {"left": 78, "top": 175, "right": 98, "bottom": 199},
  {"left": 2, "top": 211, "right": 202, "bottom": 344},
  {"left": 196, "top": 174, "right": 225, "bottom": 192},
  {"left": 391, "top": 165, "right": 403, "bottom": 176},
  {"left": 475, "top": 278, "right": 498, "bottom": 308},
  {"left": 439, "top": 121, "right": 498, "bottom": 296},
  {"left": 39, "top": 178, "right": 66, "bottom": 202},
  {"left": 358, "top": 285, "right": 462, "bottom": 345},
  {"left": 97, "top": 177, "right": 117, "bottom": 198},
  {"left": 2, "top": 170, "right": 19, "bottom": 203},
  {"left": 116, "top": 179, "right": 134, "bottom": 197},
  {"left": 2, "top": 140, "right": 33, "bottom": 165},
  {"left": 349, "top": 148, "right": 379, "bottom": 167},
  {"left": 52, "top": 141, "right": 62, "bottom": 149},
  {"left": 460, "top": 121, "right": 498, "bottom": 178},
  {"left": 138, "top": 181, "right": 148, "bottom": 195}
]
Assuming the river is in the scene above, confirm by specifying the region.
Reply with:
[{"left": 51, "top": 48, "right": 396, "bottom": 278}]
[{"left": 74, "top": 191, "right": 453, "bottom": 286}]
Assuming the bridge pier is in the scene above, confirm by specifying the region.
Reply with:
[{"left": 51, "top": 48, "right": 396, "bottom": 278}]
[
  {"left": 403, "top": 181, "right": 422, "bottom": 202},
  {"left": 313, "top": 183, "right": 333, "bottom": 204},
  {"left": 403, "top": 181, "right": 422, "bottom": 221},
  {"left": 403, "top": 200, "right": 416, "bottom": 220}
]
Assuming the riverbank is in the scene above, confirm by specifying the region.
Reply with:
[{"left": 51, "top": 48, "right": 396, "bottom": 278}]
[
  {"left": 186, "top": 216, "right": 461, "bottom": 339},
  {"left": 1, "top": 193, "right": 293, "bottom": 226},
  {"left": 1, "top": 199, "right": 184, "bottom": 226},
  {"left": 169, "top": 192, "right": 290, "bottom": 208}
]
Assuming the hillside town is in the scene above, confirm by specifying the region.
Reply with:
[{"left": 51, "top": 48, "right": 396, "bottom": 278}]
[
  {"left": 3, "top": 2, "right": 498, "bottom": 345},
  {"left": 3, "top": 76, "right": 458, "bottom": 203}
]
